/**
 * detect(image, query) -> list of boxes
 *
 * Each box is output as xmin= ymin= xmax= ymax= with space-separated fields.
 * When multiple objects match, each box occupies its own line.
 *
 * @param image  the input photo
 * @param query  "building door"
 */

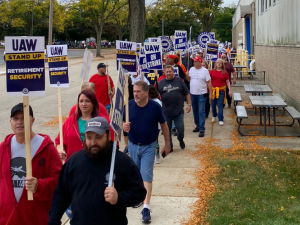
xmin=245 ymin=16 xmax=252 ymax=55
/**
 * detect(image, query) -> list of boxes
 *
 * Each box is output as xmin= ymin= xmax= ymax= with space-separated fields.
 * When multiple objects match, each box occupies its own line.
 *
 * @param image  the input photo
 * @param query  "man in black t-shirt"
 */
xmin=158 ymin=65 xmax=192 ymax=151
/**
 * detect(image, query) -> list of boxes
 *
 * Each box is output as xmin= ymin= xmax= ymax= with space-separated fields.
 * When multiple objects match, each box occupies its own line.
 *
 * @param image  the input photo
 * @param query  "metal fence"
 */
xmin=231 ymin=71 xmax=266 ymax=87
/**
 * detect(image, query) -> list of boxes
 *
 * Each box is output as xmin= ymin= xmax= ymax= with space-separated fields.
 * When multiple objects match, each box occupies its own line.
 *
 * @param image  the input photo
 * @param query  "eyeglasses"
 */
xmin=221 ymin=57 xmax=226 ymax=59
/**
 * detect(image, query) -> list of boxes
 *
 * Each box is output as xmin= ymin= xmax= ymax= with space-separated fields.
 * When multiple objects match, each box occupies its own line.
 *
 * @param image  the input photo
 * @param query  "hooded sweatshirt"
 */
xmin=0 ymin=134 xmax=62 ymax=225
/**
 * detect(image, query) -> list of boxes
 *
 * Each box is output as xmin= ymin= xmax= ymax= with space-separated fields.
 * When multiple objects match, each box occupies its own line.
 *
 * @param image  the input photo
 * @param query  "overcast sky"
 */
xmin=146 ymin=0 xmax=238 ymax=7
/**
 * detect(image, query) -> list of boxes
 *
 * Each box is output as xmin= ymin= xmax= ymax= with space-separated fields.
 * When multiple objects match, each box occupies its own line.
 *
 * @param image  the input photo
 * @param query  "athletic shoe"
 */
xmin=212 ymin=117 xmax=216 ymax=122
xmin=171 ymin=128 xmax=177 ymax=135
xmin=228 ymin=104 xmax=231 ymax=108
xmin=179 ymin=140 xmax=185 ymax=149
xmin=219 ymin=121 xmax=224 ymax=126
xmin=155 ymin=154 xmax=161 ymax=164
xmin=132 ymin=202 xmax=143 ymax=208
xmin=141 ymin=208 xmax=151 ymax=224
xmin=193 ymin=127 xmax=199 ymax=132
xmin=199 ymin=131 xmax=205 ymax=137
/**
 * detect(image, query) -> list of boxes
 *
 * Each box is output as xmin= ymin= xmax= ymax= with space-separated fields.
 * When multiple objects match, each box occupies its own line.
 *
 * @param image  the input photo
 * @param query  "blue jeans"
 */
xmin=166 ymin=113 xmax=184 ymax=148
xmin=211 ymin=91 xmax=225 ymax=121
xmin=104 ymin=104 xmax=111 ymax=115
xmin=128 ymin=141 xmax=156 ymax=182
xmin=191 ymin=94 xmax=207 ymax=132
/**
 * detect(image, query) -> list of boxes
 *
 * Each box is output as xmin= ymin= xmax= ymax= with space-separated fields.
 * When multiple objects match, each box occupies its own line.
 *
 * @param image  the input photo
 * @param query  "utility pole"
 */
xmin=48 ymin=0 xmax=53 ymax=45
xmin=31 ymin=0 xmax=34 ymax=36
xmin=162 ymin=18 xmax=164 ymax=36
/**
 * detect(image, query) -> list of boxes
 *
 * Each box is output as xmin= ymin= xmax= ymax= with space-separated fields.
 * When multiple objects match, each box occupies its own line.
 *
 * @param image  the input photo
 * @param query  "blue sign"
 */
xmin=5 ymin=36 xmax=45 ymax=96
xmin=197 ymin=32 xmax=215 ymax=49
xmin=174 ymin=30 xmax=187 ymax=50
xmin=144 ymin=43 xmax=163 ymax=70
xmin=110 ymin=63 xmax=125 ymax=141
xmin=116 ymin=41 xmax=137 ymax=75
xmin=47 ymin=45 xmax=69 ymax=88
xmin=161 ymin=36 xmax=173 ymax=53
xmin=206 ymin=39 xmax=220 ymax=62
xmin=139 ymin=47 xmax=149 ymax=73
xmin=173 ymin=66 xmax=179 ymax=77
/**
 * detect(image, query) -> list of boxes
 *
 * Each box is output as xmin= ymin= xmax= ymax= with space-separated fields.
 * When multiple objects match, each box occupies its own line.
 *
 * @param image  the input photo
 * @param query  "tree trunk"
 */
xmin=129 ymin=0 xmax=145 ymax=43
xmin=96 ymin=28 xmax=102 ymax=57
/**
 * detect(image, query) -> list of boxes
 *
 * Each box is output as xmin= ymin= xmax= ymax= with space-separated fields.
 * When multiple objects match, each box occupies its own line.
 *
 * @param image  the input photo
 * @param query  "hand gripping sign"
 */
xmin=47 ymin=45 xmax=69 ymax=88
xmin=144 ymin=42 xmax=163 ymax=70
xmin=116 ymin=40 xmax=137 ymax=75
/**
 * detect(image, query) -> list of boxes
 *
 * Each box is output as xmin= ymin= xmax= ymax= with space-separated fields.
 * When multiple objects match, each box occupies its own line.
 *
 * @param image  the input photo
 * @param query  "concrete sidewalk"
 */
xmin=0 ymin=56 xmax=298 ymax=225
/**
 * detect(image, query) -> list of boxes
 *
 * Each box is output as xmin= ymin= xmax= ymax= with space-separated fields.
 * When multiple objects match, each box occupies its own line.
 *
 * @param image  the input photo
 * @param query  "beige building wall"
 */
xmin=255 ymin=45 xmax=300 ymax=111
xmin=232 ymin=19 xmax=244 ymax=49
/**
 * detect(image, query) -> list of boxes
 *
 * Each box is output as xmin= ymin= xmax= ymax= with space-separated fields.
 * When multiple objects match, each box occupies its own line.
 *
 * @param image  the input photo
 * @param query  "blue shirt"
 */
xmin=125 ymin=99 xmax=166 ymax=145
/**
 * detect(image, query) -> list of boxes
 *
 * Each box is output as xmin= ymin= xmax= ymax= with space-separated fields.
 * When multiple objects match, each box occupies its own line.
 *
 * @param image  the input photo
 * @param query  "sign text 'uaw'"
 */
xmin=5 ymin=36 xmax=45 ymax=96
xmin=116 ymin=40 xmax=137 ymax=75
xmin=174 ymin=30 xmax=187 ymax=51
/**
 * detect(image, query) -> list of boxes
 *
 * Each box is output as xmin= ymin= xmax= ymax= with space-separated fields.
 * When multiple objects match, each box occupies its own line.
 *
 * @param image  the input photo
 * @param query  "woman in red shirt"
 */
xmin=209 ymin=59 xmax=232 ymax=125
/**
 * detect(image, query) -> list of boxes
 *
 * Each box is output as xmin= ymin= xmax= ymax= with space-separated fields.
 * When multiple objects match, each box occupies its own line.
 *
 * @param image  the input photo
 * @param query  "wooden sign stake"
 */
xmin=23 ymin=96 xmax=33 ymax=200
xmin=57 ymin=88 xmax=64 ymax=163
xmin=125 ymin=74 xmax=129 ymax=123
xmin=81 ymin=51 xmax=90 ymax=86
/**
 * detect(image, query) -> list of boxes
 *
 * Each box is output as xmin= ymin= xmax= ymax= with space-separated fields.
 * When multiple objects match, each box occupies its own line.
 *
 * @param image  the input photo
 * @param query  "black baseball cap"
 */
xmin=97 ymin=63 xmax=106 ymax=69
xmin=11 ymin=103 xmax=34 ymax=118
xmin=85 ymin=117 xmax=110 ymax=135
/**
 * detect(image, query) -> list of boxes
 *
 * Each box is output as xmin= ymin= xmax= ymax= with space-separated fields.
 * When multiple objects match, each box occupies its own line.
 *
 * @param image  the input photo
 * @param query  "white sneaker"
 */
xmin=219 ymin=121 xmax=224 ymax=126
xmin=212 ymin=117 xmax=216 ymax=122
xmin=155 ymin=154 xmax=161 ymax=164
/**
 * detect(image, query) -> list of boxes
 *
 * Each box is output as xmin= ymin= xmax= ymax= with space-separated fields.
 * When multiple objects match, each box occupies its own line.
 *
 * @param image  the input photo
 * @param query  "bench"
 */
xmin=286 ymin=106 xmax=300 ymax=127
xmin=233 ymin=93 xmax=242 ymax=113
xmin=236 ymin=105 xmax=248 ymax=136
xmin=247 ymin=70 xmax=256 ymax=79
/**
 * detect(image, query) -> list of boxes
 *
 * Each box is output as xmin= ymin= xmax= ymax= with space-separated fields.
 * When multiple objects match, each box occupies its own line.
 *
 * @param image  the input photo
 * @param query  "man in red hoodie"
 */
xmin=0 ymin=103 xmax=62 ymax=225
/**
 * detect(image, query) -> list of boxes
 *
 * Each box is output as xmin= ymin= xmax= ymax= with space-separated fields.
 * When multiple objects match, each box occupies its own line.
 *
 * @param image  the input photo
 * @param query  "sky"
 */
xmin=146 ymin=0 xmax=238 ymax=7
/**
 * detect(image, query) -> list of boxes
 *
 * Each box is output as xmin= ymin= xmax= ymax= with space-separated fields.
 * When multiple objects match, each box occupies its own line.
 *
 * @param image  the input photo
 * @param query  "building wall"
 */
xmin=251 ymin=2 xmax=256 ymax=54
xmin=255 ymin=0 xmax=300 ymax=110
xmin=232 ymin=19 xmax=244 ymax=49
xmin=255 ymin=45 xmax=300 ymax=111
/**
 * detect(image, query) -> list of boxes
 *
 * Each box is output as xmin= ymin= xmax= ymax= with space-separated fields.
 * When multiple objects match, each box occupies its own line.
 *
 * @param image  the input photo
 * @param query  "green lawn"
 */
xmin=206 ymin=149 xmax=300 ymax=225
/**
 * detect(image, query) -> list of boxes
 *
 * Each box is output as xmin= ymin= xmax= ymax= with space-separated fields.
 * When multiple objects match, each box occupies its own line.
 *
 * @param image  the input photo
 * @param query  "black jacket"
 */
xmin=48 ymin=142 xmax=146 ymax=225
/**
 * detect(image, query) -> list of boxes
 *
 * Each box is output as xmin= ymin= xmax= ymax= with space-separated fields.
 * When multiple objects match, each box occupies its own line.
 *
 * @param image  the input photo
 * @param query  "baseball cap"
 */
xmin=85 ymin=117 xmax=110 ymax=135
xmin=97 ymin=63 xmax=106 ymax=69
xmin=167 ymin=55 xmax=176 ymax=59
xmin=193 ymin=56 xmax=203 ymax=62
xmin=11 ymin=103 xmax=34 ymax=118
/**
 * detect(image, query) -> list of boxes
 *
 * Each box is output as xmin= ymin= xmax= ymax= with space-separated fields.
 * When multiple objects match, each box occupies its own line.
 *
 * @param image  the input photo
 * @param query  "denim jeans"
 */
xmin=205 ymin=96 xmax=210 ymax=118
xmin=191 ymin=94 xmax=207 ymax=132
xmin=104 ymin=104 xmax=111 ymax=115
xmin=166 ymin=113 xmax=184 ymax=148
xmin=211 ymin=91 xmax=225 ymax=121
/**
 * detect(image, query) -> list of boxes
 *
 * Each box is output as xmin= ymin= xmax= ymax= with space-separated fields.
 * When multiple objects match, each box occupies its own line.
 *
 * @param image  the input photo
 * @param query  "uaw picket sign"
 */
xmin=197 ymin=32 xmax=215 ymax=49
xmin=161 ymin=36 xmax=173 ymax=53
xmin=148 ymin=37 xmax=161 ymax=42
xmin=116 ymin=40 xmax=137 ymax=75
xmin=144 ymin=43 xmax=163 ymax=70
xmin=5 ymin=36 xmax=45 ymax=96
xmin=139 ymin=47 xmax=149 ymax=73
xmin=206 ymin=39 xmax=220 ymax=62
xmin=47 ymin=45 xmax=69 ymax=87
xmin=174 ymin=30 xmax=187 ymax=51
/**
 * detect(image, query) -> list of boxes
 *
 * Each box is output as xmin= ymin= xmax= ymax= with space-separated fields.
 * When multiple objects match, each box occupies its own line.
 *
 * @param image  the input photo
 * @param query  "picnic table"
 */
xmin=233 ymin=65 xmax=246 ymax=79
xmin=249 ymin=96 xmax=287 ymax=136
xmin=244 ymin=85 xmax=272 ymax=95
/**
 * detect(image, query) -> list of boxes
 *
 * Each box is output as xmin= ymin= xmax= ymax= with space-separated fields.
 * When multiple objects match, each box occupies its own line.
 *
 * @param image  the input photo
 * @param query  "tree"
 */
xmin=128 ymin=0 xmax=145 ymax=43
xmin=68 ymin=0 xmax=121 ymax=57
xmin=188 ymin=0 xmax=223 ymax=32
xmin=112 ymin=1 xmax=129 ymax=40
xmin=213 ymin=5 xmax=235 ymax=42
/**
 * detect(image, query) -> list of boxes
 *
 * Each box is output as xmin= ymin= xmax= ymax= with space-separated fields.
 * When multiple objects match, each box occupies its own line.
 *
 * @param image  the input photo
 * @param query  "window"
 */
xmin=261 ymin=0 xmax=264 ymax=14
xmin=273 ymin=0 xmax=276 ymax=5
xmin=265 ymin=0 xmax=268 ymax=10
xmin=269 ymin=0 xmax=272 ymax=7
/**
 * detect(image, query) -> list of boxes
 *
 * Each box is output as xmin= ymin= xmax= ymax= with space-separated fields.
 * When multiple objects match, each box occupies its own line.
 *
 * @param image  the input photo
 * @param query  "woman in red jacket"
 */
xmin=210 ymin=59 xmax=232 ymax=126
xmin=55 ymin=89 xmax=99 ymax=161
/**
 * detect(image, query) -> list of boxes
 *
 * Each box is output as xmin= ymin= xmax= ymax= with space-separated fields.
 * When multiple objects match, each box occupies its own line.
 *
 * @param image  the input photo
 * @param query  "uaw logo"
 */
xmin=22 ymin=88 xmax=29 ymax=94
xmin=105 ymin=172 xmax=116 ymax=185
xmin=161 ymin=36 xmax=173 ymax=53
xmin=197 ymin=32 xmax=215 ymax=49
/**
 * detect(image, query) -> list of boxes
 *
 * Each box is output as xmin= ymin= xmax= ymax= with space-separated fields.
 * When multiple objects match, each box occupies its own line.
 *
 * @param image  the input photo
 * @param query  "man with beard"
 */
xmin=48 ymin=117 xmax=146 ymax=225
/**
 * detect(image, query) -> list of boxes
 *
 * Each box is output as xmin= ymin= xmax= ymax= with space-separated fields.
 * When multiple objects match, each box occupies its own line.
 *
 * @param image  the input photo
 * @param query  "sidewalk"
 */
xmin=0 ymin=56 xmax=298 ymax=224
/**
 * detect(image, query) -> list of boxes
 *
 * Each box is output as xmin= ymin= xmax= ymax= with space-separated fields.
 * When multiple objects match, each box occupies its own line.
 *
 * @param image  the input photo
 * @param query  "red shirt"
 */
xmin=209 ymin=70 xmax=229 ymax=88
xmin=89 ymin=74 xmax=114 ymax=106
xmin=224 ymin=62 xmax=235 ymax=83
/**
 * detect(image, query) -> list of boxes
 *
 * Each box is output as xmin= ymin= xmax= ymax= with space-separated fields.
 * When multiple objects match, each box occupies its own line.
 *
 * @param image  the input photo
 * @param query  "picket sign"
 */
xmin=80 ymin=49 xmax=93 ymax=86
xmin=23 ymin=96 xmax=33 ymax=200
xmin=106 ymin=65 xmax=113 ymax=118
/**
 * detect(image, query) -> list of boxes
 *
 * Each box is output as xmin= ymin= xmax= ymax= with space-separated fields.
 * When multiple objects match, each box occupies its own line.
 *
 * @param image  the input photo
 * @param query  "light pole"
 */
xmin=162 ymin=18 xmax=164 ymax=36
xmin=48 ymin=0 xmax=53 ymax=45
